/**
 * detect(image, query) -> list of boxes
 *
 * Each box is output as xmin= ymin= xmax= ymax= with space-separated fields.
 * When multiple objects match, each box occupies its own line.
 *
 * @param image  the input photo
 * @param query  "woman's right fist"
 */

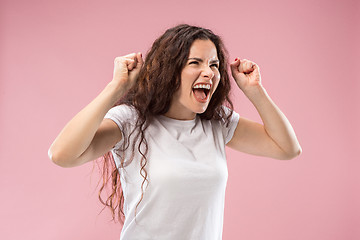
xmin=112 ymin=52 xmax=144 ymax=91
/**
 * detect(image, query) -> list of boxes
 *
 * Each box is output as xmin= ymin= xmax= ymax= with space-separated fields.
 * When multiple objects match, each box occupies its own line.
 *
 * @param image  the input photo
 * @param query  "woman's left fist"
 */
xmin=230 ymin=58 xmax=262 ymax=94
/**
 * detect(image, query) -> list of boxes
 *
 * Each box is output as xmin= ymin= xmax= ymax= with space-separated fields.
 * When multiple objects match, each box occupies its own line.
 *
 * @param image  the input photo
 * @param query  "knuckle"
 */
xmin=114 ymin=57 xmax=122 ymax=62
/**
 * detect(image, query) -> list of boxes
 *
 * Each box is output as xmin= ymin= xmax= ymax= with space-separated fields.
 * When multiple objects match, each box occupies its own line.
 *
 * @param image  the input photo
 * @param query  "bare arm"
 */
xmin=48 ymin=83 xmax=123 ymax=167
xmin=227 ymin=89 xmax=302 ymax=160
xmin=227 ymin=58 xmax=302 ymax=160
xmin=48 ymin=52 xmax=144 ymax=167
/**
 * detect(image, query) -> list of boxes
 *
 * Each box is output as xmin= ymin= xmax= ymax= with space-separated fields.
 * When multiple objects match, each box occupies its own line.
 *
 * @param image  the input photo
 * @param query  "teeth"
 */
xmin=193 ymin=84 xmax=211 ymax=90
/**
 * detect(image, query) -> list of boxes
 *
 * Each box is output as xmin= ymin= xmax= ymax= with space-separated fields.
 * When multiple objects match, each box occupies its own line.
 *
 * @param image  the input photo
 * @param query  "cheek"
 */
xmin=213 ymin=74 xmax=221 ymax=91
xmin=181 ymin=73 xmax=197 ymax=92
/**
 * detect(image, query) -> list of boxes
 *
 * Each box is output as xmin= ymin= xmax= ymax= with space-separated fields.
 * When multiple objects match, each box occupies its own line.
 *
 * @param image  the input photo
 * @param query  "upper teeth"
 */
xmin=193 ymin=84 xmax=211 ymax=90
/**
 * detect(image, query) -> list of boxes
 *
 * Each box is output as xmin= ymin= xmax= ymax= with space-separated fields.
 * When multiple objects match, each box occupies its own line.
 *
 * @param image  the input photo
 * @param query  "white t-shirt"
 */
xmin=104 ymin=104 xmax=240 ymax=240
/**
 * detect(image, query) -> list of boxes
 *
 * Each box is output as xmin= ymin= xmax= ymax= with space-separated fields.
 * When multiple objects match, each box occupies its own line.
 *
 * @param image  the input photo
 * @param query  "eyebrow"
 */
xmin=188 ymin=57 xmax=219 ymax=63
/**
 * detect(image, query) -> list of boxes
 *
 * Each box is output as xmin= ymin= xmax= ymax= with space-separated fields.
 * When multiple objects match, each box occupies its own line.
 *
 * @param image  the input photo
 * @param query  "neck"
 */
xmin=164 ymin=108 xmax=196 ymax=120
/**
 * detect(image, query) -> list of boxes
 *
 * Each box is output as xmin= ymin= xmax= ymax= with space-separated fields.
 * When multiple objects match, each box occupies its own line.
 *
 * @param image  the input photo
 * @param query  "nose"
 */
xmin=201 ymin=65 xmax=215 ymax=79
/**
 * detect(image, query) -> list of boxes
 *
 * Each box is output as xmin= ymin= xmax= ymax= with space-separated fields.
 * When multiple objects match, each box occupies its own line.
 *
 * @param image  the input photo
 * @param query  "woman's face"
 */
xmin=165 ymin=39 xmax=221 ymax=120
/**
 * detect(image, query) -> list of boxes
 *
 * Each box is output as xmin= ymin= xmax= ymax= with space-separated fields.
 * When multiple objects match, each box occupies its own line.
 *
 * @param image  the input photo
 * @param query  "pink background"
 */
xmin=1 ymin=0 xmax=359 ymax=239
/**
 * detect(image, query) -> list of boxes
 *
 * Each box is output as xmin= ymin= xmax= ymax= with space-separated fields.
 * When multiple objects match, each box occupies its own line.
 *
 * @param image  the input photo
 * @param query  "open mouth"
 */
xmin=192 ymin=83 xmax=211 ymax=103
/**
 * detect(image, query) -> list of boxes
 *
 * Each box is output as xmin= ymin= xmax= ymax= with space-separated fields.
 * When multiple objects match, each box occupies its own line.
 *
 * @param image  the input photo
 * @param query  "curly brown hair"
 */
xmin=95 ymin=24 xmax=234 ymax=224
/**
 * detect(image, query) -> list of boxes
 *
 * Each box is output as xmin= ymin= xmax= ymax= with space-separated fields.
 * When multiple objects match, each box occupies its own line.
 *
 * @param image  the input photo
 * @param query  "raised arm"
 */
xmin=48 ymin=52 xmax=143 ymax=167
xmin=227 ymin=58 xmax=302 ymax=160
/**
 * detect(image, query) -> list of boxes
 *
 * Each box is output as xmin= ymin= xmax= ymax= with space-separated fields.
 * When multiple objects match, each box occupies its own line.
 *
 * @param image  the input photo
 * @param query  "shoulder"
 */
xmin=105 ymin=104 xmax=138 ymax=122
xmin=209 ymin=106 xmax=240 ymax=126
xmin=206 ymin=106 xmax=240 ymax=144
xmin=108 ymin=104 xmax=136 ymax=114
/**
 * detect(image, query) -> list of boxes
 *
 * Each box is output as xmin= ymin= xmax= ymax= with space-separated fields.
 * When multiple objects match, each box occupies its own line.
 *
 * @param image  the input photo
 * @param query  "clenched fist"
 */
xmin=112 ymin=52 xmax=144 ymax=92
xmin=230 ymin=58 xmax=262 ymax=96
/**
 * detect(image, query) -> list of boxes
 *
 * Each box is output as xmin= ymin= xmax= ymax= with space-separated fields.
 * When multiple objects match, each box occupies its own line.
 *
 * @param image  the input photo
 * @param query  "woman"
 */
xmin=48 ymin=24 xmax=302 ymax=240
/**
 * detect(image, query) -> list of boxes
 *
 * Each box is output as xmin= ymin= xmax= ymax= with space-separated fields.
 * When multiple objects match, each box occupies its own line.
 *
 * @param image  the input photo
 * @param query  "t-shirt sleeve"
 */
xmin=104 ymin=104 xmax=137 ymax=150
xmin=222 ymin=107 xmax=240 ymax=144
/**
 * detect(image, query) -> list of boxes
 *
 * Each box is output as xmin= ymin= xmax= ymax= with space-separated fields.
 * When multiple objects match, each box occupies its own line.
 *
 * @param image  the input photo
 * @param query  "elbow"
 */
xmin=48 ymin=146 xmax=76 ymax=168
xmin=282 ymin=146 xmax=302 ymax=160
xmin=48 ymin=147 xmax=65 ymax=167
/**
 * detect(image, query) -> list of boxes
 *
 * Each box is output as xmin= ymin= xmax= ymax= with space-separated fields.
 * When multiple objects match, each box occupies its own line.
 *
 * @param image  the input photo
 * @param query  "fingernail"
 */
xmin=235 ymin=58 xmax=238 ymax=61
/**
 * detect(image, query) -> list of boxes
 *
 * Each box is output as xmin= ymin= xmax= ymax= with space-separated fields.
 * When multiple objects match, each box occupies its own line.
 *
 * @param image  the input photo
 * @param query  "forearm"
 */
xmin=48 ymin=82 xmax=125 ymax=164
xmin=245 ymin=85 xmax=302 ymax=158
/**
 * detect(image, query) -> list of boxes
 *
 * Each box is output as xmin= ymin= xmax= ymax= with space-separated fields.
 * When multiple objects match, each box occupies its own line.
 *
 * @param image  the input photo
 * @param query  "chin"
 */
xmin=193 ymin=105 xmax=209 ymax=114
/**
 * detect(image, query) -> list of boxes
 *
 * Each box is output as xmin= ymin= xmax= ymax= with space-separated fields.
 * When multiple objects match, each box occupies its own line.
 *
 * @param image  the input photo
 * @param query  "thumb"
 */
xmin=133 ymin=52 xmax=144 ymax=70
xmin=125 ymin=58 xmax=136 ymax=71
xmin=136 ymin=52 xmax=144 ymax=66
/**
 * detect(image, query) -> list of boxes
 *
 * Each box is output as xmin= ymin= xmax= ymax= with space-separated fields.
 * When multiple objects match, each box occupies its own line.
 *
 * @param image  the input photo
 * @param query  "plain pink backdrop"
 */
xmin=1 ymin=0 xmax=359 ymax=239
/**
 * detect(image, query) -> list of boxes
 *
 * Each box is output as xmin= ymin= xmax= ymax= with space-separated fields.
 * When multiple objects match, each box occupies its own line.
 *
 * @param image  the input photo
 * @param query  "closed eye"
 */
xmin=189 ymin=61 xmax=218 ymax=68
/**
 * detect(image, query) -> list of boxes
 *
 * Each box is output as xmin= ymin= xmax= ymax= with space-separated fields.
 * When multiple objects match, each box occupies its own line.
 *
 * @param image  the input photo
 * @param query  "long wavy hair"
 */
xmin=95 ymin=24 xmax=234 ymax=224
